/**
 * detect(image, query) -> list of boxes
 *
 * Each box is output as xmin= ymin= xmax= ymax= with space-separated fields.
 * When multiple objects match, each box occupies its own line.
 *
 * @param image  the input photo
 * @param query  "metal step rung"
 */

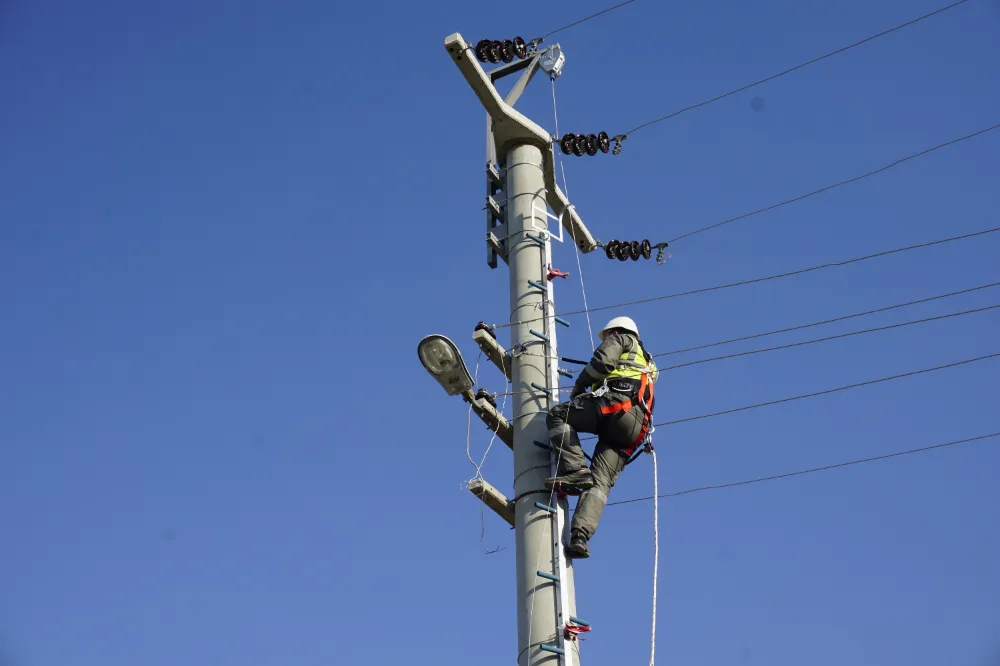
xmin=530 ymin=382 xmax=551 ymax=394
xmin=536 ymin=571 xmax=560 ymax=582
xmin=534 ymin=501 xmax=556 ymax=513
xmin=527 ymin=280 xmax=547 ymax=291
xmin=486 ymin=196 xmax=503 ymax=221
xmin=555 ymin=316 xmax=570 ymax=327
xmin=539 ymin=644 xmax=565 ymax=656
xmin=533 ymin=440 xmax=552 ymax=451
xmin=525 ymin=233 xmax=546 ymax=245
xmin=529 ymin=329 xmax=549 ymax=343
xmin=569 ymin=616 xmax=590 ymax=627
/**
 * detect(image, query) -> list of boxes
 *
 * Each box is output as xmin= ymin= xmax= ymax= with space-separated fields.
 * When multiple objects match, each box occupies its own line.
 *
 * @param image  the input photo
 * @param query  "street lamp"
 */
xmin=417 ymin=334 xmax=475 ymax=397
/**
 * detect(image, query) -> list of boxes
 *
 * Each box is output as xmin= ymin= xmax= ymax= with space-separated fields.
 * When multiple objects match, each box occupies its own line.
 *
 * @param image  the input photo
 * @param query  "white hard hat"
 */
xmin=599 ymin=316 xmax=639 ymax=340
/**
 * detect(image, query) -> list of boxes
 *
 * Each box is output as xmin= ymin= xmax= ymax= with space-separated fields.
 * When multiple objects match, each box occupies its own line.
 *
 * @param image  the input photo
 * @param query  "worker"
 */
xmin=544 ymin=316 xmax=658 ymax=559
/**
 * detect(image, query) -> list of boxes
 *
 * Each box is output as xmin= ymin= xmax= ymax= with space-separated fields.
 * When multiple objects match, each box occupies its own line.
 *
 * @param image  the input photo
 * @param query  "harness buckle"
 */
xmin=589 ymin=384 xmax=609 ymax=399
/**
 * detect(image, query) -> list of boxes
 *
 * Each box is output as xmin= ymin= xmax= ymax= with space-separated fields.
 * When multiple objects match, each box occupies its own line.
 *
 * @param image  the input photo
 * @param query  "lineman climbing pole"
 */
xmin=444 ymin=34 xmax=599 ymax=666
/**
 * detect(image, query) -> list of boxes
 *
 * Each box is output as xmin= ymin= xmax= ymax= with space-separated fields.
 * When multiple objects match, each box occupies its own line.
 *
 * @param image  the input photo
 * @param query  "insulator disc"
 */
xmin=560 ymin=134 xmax=576 ymax=155
xmin=641 ymin=239 xmax=652 ymax=260
xmin=616 ymin=243 xmax=630 ymax=261
xmin=488 ymin=40 xmax=502 ymax=63
xmin=513 ymin=36 xmax=528 ymax=59
xmin=597 ymin=131 xmax=610 ymax=154
xmin=585 ymin=134 xmax=599 ymax=156
xmin=605 ymin=240 xmax=620 ymax=259
xmin=500 ymin=39 xmax=515 ymax=63
xmin=475 ymin=40 xmax=491 ymax=62
xmin=573 ymin=134 xmax=587 ymax=156
xmin=629 ymin=241 xmax=641 ymax=261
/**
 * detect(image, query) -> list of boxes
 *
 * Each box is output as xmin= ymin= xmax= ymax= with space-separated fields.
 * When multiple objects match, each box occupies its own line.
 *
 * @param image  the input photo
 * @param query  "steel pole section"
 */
xmin=507 ymin=143 xmax=577 ymax=666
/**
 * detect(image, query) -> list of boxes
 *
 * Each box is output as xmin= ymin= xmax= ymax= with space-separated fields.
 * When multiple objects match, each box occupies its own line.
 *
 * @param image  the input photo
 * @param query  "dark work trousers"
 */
xmin=547 ymin=394 xmax=646 ymax=541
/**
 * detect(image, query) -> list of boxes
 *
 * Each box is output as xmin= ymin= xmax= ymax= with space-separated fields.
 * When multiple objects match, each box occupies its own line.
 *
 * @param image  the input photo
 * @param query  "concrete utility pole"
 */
xmin=443 ymin=34 xmax=598 ymax=666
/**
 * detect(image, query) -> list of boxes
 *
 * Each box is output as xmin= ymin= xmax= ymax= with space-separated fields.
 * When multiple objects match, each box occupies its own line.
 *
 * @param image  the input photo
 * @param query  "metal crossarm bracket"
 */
xmin=473 ymin=328 xmax=512 ymax=380
xmin=462 ymin=389 xmax=513 ymax=449
xmin=468 ymin=478 xmax=515 ymax=527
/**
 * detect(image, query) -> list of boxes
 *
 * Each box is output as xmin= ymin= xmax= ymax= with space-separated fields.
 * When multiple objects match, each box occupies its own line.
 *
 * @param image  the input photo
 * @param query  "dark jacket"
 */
xmin=571 ymin=331 xmax=642 ymax=400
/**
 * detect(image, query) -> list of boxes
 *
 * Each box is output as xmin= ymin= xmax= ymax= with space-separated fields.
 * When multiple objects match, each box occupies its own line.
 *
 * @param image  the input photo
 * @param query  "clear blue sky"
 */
xmin=2 ymin=1 xmax=998 ymax=664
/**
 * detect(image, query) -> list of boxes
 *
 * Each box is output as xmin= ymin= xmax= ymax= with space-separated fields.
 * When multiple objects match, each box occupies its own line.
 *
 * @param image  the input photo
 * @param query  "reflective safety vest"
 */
xmin=593 ymin=336 xmax=658 ymax=454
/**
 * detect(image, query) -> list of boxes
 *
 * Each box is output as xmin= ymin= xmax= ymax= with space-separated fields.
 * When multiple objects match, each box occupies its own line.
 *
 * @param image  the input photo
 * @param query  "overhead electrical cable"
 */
xmin=659 ymin=304 xmax=1000 ymax=371
xmin=606 ymin=431 xmax=1000 ymax=506
xmin=498 ymin=227 xmax=1000 ymax=329
xmin=667 ymin=122 xmax=1000 ymax=244
xmin=495 ymin=302 xmax=999 ymax=398
xmin=654 ymin=352 xmax=999 ymax=428
xmin=657 ymin=281 xmax=1000 ymax=357
xmin=624 ymin=0 xmax=972 ymax=136
xmin=542 ymin=0 xmax=638 ymax=38
xmin=575 ymin=353 xmax=998 ymax=444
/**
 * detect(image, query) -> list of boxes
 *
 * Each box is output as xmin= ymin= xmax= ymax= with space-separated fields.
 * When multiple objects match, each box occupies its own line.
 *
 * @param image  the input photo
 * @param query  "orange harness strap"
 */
xmin=599 ymin=373 xmax=655 ymax=456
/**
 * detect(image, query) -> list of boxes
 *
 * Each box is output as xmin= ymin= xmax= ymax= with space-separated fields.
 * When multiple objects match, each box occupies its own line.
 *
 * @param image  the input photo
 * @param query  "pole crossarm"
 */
xmin=473 ymin=328 xmax=513 ymax=380
xmin=463 ymin=389 xmax=513 ymax=449
xmin=468 ymin=478 xmax=516 ymax=527
xmin=444 ymin=32 xmax=598 ymax=254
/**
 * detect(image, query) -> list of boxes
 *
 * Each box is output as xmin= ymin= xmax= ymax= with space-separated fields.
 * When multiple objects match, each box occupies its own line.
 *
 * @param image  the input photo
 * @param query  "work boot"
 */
xmin=544 ymin=469 xmax=594 ymax=494
xmin=567 ymin=533 xmax=590 ymax=559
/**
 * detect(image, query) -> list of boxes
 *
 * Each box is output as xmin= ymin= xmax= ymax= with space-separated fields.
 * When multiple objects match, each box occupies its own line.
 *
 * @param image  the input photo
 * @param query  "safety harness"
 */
xmin=592 ymin=335 xmax=658 ymax=458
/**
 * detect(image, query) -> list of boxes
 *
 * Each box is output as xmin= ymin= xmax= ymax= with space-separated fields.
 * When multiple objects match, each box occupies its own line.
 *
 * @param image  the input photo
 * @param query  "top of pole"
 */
xmin=444 ymin=32 xmax=598 ymax=254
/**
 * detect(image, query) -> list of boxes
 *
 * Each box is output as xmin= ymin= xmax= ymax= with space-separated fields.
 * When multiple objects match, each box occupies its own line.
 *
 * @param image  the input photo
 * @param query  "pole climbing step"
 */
xmin=529 ymin=329 xmax=549 ymax=343
xmin=540 ymin=644 xmax=565 ymax=656
xmin=536 ymin=571 xmax=560 ymax=582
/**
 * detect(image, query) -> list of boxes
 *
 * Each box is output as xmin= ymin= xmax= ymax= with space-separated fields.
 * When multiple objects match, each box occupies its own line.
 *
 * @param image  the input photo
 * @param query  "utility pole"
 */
xmin=442 ymin=34 xmax=598 ymax=666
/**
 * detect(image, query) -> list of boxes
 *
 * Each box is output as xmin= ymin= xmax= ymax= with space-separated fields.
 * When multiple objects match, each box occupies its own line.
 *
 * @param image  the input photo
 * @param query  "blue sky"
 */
xmin=1 ymin=1 xmax=998 ymax=665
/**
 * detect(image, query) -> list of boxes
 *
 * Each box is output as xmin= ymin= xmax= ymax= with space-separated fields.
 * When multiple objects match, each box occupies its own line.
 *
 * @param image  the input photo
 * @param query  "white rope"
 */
xmin=465 ymin=352 xmax=511 ymax=553
xmin=648 ymin=445 xmax=659 ymax=666
xmin=550 ymin=77 xmax=596 ymax=352
xmin=465 ymin=353 xmax=484 ymax=479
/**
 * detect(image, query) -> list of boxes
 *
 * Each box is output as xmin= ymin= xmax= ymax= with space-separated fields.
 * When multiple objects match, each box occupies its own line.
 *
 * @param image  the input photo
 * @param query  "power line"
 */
xmin=606 ymin=431 xmax=1000 ymax=506
xmin=563 ymin=228 xmax=1000 ymax=319
xmin=542 ymin=0 xmax=638 ymax=39
xmin=625 ymin=0 xmax=972 ymax=135
xmin=490 ymin=302 xmax=997 ymax=397
xmin=657 ymin=281 xmax=1000 ymax=358
xmin=655 ymin=352 xmax=998 ymax=427
xmin=660 ymin=303 xmax=1000 ymax=371
xmin=668 ymin=122 xmax=1000 ymax=244
xmin=577 ymin=352 xmax=997 ymax=443
xmin=500 ymin=226 xmax=1000 ymax=328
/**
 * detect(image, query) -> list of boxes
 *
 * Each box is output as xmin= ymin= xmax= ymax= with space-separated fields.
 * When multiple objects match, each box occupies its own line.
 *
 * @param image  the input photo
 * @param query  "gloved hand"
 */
xmin=570 ymin=367 xmax=597 ymax=401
